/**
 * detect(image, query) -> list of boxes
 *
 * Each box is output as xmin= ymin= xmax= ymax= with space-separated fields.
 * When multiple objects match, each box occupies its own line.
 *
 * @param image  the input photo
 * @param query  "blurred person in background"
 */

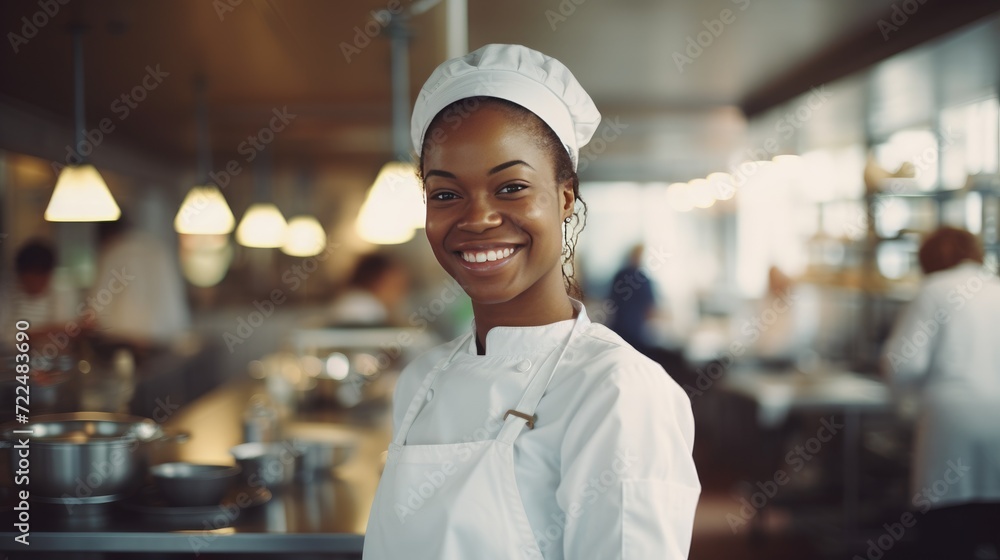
xmin=1 ymin=239 xmax=77 ymax=341
xmin=742 ymin=266 xmax=820 ymax=369
xmin=605 ymin=244 xmax=657 ymax=350
xmin=881 ymin=226 xmax=1000 ymax=560
xmin=328 ymin=252 xmax=411 ymax=326
xmin=90 ymin=216 xmax=190 ymax=353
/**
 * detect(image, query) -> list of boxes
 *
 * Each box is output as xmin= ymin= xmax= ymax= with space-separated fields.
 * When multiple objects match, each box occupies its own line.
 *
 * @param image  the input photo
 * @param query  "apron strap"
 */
xmin=497 ymin=304 xmax=588 ymax=445
xmin=391 ymin=331 xmax=473 ymax=447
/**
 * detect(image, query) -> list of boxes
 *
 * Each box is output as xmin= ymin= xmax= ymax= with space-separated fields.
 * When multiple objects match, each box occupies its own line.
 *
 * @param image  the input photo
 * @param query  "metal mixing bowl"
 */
xmin=150 ymin=462 xmax=241 ymax=507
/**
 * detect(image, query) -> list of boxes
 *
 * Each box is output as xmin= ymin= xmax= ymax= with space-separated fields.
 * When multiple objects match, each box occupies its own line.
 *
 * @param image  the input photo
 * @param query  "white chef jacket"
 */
xmin=882 ymin=262 xmax=1000 ymax=507
xmin=392 ymin=303 xmax=701 ymax=558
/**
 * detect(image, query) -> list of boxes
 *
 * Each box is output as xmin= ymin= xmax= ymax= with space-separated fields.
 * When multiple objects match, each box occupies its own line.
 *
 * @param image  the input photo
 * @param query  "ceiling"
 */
xmin=1 ymin=0 xmax=997 ymax=182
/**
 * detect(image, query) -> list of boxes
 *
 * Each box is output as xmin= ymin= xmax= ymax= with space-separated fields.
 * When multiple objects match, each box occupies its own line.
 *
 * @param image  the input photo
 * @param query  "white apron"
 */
xmin=363 ymin=312 xmax=586 ymax=560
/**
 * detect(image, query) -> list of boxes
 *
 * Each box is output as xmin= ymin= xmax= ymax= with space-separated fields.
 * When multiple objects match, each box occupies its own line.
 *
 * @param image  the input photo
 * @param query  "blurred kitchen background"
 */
xmin=0 ymin=0 xmax=998 ymax=559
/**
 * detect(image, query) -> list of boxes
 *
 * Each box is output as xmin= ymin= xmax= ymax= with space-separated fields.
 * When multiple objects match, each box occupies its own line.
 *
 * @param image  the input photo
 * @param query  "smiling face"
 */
xmin=421 ymin=102 xmax=575 ymax=308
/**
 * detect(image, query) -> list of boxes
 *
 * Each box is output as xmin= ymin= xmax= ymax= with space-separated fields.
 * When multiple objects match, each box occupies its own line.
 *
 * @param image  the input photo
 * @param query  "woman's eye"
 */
xmin=498 ymin=184 xmax=528 ymax=194
xmin=429 ymin=191 xmax=458 ymax=201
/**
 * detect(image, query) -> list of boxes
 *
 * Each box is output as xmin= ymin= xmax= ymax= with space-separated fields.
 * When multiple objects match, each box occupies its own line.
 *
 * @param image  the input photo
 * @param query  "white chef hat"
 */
xmin=411 ymin=44 xmax=601 ymax=171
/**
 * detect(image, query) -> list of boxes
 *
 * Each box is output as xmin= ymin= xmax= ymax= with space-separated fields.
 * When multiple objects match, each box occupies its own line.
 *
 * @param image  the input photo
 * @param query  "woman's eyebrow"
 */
xmin=425 ymin=160 xmax=534 ymax=180
xmin=488 ymin=160 xmax=533 ymax=175
xmin=424 ymin=169 xmax=457 ymax=180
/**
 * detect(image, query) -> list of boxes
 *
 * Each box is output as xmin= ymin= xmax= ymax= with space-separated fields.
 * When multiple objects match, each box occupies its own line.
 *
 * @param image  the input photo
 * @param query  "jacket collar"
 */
xmin=465 ymin=299 xmax=589 ymax=357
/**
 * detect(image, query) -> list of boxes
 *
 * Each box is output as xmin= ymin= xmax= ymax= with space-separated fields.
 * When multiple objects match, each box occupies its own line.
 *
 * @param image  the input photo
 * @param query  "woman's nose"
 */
xmin=457 ymin=197 xmax=502 ymax=233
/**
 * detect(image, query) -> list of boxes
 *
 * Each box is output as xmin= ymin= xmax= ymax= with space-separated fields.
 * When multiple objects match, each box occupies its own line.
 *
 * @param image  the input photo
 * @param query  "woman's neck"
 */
xmin=472 ymin=288 xmax=575 ymax=355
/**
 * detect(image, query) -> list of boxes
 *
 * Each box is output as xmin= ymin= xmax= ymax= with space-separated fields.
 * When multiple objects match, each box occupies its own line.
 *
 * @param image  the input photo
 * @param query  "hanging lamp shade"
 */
xmin=356 ymin=14 xmax=426 ymax=245
xmin=174 ymin=185 xmax=235 ymax=234
xmin=282 ymin=215 xmax=327 ymax=257
xmin=175 ymin=78 xmax=235 ymax=235
xmin=45 ymin=28 xmax=120 ymax=222
xmin=356 ymin=161 xmax=424 ymax=245
xmin=236 ymin=202 xmax=287 ymax=248
xmin=45 ymin=164 xmax=121 ymax=222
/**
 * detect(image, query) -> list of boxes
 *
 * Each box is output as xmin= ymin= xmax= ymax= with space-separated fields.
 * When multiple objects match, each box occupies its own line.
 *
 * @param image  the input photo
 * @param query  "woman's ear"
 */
xmin=560 ymin=181 xmax=575 ymax=221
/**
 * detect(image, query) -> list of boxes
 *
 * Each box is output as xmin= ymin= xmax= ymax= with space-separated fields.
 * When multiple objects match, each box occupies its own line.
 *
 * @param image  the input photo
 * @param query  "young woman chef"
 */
xmin=363 ymin=44 xmax=701 ymax=560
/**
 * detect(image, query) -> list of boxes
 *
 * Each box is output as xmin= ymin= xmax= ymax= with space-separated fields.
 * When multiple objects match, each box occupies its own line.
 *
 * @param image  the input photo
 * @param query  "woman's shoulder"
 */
xmin=555 ymin=322 xmax=697 ymax=455
xmin=560 ymin=321 xmax=690 ymax=405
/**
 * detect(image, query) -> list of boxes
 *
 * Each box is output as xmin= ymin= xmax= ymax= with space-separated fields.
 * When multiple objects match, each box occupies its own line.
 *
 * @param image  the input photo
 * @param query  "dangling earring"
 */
xmin=562 ymin=216 xmax=571 ymax=260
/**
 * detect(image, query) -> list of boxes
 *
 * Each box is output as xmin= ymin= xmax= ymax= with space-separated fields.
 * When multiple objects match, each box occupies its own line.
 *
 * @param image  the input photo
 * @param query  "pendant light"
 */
xmin=45 ymin=26 xmax=121 ymax=222
xmin=282 ymin=170 xmax=327 ymax=257
xmin=174 ymin=79 xmax=235 ymax=235
xmin=236 ymin=151 xmax=287 ymax=248
xmin=355 ymin=12 xmax=426 ymax=245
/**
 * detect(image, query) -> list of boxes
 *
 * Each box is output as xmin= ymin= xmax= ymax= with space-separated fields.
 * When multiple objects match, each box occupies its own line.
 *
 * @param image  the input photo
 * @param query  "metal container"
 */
xmin=230 ymin=441 xmax=299 ymax=491
xmin=0 ymin=412 xmax=188 ymax=504
xmin=150 ymin=462 xmax=241 ymax=507
xmin=284 ymin=422 xmax=359 ymax=482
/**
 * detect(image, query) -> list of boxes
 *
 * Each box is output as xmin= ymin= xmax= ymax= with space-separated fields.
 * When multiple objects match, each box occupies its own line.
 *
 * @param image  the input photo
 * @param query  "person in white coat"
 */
xmin=362 ymin=44 xmax=701 ymax=560
xmin=881 ymin=226 xmax=1000 ymax=559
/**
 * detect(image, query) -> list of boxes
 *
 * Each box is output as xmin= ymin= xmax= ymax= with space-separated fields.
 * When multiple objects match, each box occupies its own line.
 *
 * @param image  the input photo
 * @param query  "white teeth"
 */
xmin=460 ymin=247 xmax=516 ymax=263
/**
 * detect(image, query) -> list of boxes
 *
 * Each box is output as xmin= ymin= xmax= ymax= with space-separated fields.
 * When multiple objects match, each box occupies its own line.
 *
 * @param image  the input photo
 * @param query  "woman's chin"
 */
xmin=466 ymin=289 xmax=517 ymax=305
xmin=458 ymin=282 xmax=520 ymax=307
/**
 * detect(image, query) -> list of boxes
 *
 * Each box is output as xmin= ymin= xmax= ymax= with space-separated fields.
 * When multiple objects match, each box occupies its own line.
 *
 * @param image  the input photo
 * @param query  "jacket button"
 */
xmin=426 ymin=389 xmax=435 ymax=402
xmin=517 ymin=359 xmax=532 ymax=372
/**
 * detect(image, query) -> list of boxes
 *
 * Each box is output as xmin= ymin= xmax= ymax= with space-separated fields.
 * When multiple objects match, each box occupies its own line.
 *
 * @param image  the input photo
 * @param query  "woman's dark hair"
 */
xmin=918 ymin=226 xmax=984 ymax=274
xmin=416 ymin=96 xmax=587 ymax=298
xmin=15 ymin=239 xmax=56 ymax=275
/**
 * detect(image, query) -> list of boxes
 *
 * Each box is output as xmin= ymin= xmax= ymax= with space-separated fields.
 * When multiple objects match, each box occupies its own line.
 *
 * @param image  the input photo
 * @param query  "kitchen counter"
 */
xmin=0 ymin=377 xmax=393 ymax=557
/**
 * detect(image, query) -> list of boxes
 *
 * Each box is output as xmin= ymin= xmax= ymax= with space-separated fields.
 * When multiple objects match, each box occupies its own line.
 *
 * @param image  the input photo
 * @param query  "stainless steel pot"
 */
xmin=0 ymin=412 xmax=189 ymax=504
